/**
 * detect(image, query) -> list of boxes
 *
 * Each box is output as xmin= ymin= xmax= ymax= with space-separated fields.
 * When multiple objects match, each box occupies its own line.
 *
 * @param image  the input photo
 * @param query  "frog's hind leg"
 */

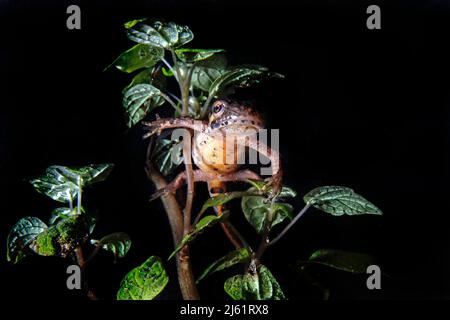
xmin=149 ymin=169 xmax=261 ymax=202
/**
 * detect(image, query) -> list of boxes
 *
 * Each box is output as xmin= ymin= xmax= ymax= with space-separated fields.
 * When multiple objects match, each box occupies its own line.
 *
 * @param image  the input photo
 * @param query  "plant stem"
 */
xmin=268 ymin=203 xmax=311 ymax=247
xmin=74 ymin=246 xmax=97 ymax=300
xmin=255 ymin=206 xmax=275 ymax=260
xmin=145 ymin=145 xmax=199 ymax=300
xmin=175 ymin=50 xmax=196 ymax=241
xmin=160 ymin=92 xmax=182 ymax=114
xmin=201 ymin=94 xmax=214 ymax=118
xmin=77 ymin=176 xmax=82 ymax=215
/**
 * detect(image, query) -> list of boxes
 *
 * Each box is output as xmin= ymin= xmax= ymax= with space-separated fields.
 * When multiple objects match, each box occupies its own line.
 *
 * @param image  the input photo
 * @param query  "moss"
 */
xmin=34 ymin=228 xmax=59 ymax=256
xmin=32 ymin=215 xmax=89 ymax=257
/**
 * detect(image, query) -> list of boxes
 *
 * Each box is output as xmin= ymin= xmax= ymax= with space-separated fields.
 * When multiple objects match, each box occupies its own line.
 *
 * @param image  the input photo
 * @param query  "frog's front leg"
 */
xmin=149 ymin=169 xmax=261 ymax=201
xmin=142 ymin=117 xmax=207 ymax=138
xmin=245 ymin=137 xmax=283 ymax=200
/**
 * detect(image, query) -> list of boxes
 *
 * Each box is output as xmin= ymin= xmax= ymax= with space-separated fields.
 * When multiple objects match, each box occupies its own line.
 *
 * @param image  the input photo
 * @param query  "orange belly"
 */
xmin=192 ymin=132 xmax=245 ymax=174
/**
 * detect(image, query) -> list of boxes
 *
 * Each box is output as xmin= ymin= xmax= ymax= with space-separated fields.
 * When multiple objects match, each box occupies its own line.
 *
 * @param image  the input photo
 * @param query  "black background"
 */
xmin=0 ymin=0 xmax=449 ymax=301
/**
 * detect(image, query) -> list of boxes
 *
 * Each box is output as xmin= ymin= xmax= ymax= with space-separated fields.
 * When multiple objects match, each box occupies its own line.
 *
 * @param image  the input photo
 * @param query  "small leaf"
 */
xmin=122 ymin=84 xmax=165 ymax=127
xmin=91 ymin=232 xmax=132 ymax=261
xmin=124 ymin=18 xmax=147 ymax=29
xmin=161 ymin=67 xmax=174 ymax=77
xmin=241 ymin=196 xmax=293 ymax=234
xmin=224 ymin=265 xmax=286 ymax=300
xmin=258 ymin=265 xmax=286 ymax=300
xmin=304 ymin=186 xmax=382 ymax=216
xmin=152 ymin=138 xmax=183 ymax=176
xmin=304 ymin=249 xmax=376 ymax=274
xmin=168 ymin=214 xmax=228 ymax=260
xmin=31 ymin=215 xmax=90 ymax=257
xmin=199 ymin=191 xmax=254 ymax=216
xmin=117 ymin=256 xmax=169 ymax=300
xmin=29 ymin=164 xmax=114 ymax=203
xmin=124 ymin=67 xmax=167 ymax=96
xmin=246 ymin=180 xmax=297 ymax=198
xmin=7 ymin=217 xmax=48 ymax=264
xmin=127 ymin=21 xmax=193 ymax=49
xmin=197 ymin=248 xmax=251 ymax=283
xmin=208 ymin=65 xmax=284 ymax=98
xmin=68 ymin=164 xmax=114 ymax=187
xmin=175 ymin=48 xmax=225 ymax=63
xmin=224 ymin=273 xmax=260 ymax=300
xmin=190 ymin=54 xmax=227 ymax=92
xmin=49 ymin=207 xmax=77 ymax=225
xmin=108 ymin=44 xmax=164 ymax=73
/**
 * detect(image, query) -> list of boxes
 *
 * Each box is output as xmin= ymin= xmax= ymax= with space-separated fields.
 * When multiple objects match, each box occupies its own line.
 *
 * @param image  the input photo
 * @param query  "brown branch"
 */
xmin=74 ymin=246 xmax=98 ymax=300
xmin=145 ymin=153 xmax=199 ymax=300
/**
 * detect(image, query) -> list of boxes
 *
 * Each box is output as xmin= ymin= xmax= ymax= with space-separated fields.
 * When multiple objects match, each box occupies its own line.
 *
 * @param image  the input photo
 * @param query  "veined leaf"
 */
xmin=197 ymin=248 xmax=251 ymax=283
xmin=117 ymin=256 xmax=169 ymax=300
xmin=90 ymin=232 xmax=131 ymax=261
xmin=304 ymin=249 xmax=376 ymax=273
xmin=126 ymin=21 xmax=193 ymax=49
xmin=122 ymin=84 xmax=165 ymax=127
xmin=107 ymin=44 xmax=164 ymax=73
xmin=224 ymin=265 xmax=286 ymax=300
xmin=241 ymin=196 xmax=293 ymax=234
xmin=175 ymin=48 xmax=225 ymax=63
xmin=49 ymin=207 xmax=77 ymax=225
xmin=7 ymin=217 xmax=48 ymax=264
xmin=303 ymin=186 xmax=382 ymax=216
xmin=224 ymin=272 xmax=259 ymax=300
xmin=208 ymin=65 xmax=284 ymax=98
xmin=123 ymin=67 xmax=166 ymax=93
xmin=199 ymin=191 xmax=255 ymax=216
xmin=168 ymin=213 xmax=228 ymax=260
xmin=246 ymin=180 xmax=297 ymax=198
xmin=152 ymin=138 xmax=183 ymax=176
xmin=29 ymin=164 xmax=114 ymax=203
xmin=190 ymin=54 xmax=227 ymax=92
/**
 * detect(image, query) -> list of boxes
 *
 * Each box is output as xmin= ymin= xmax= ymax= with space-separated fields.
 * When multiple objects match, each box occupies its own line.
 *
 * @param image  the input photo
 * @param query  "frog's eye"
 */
xmin=212 ymin=103 xmax=224 ymax=114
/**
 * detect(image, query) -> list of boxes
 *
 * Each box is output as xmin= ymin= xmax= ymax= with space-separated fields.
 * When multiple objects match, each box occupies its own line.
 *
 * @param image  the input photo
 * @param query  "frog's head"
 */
xmin=208 ymin=99 xmax=264 ymax=133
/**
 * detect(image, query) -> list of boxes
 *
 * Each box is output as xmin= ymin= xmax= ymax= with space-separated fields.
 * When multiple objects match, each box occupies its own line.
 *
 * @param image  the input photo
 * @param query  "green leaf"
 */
xmin=197 ymin=248 xmax=251 ymax=283
xmin=161 ymin=66 xmax=174 ymax=77
xmin=117 ymin=256 xmax=169 ymax=300
xmin=208 ymin=65 xmax=284 ymax=98
xmin=152 ymin=138 xmax=183 ymax=176
xmin=127 ymin=21 xmax=193 ymax=49
xmin=122 ymin=84 xmax=165 ymax=127
xmin=224 ymin=273 xmax=260 ymax=300
xmin=30 ymin=215 xmax=90 ymax=257
xmin=7 ymin=217 xmax=48 ymax=264
xmin=90 ymin=232 xmax=132 ymax=261
xmin=303 ymin=186 xmax=382 ymax=216
xmin=124 ymin=67 xmax=167 ymax=96
xmin=124 ymin=18 xmax=147 ymax=29
xmin=49 ymin=207 xmax=77 ymax=225
xmin=241 ymin=196 xmax=293 ymax=234
xmin=175 ymin=48 xmax=225 ymax=63
xmin=258 ymin=265 xmax=286 ymax=300
xmin=246 ymin=180 xmax=297 ymax=198
xmin=304 ymin=249 xmax=376 ymax=273
xmin=190 ymin=54 xmax=227 ymax=92
xmin=168 ymin=214 xmax=228 ymax=260
xmin=199 ymin=191 xmax=254 ymax=216
xmin=224 ymin=265 xmax=286 ymax=300
xmin=108 ymin=44 xmax=164 ymax=73
xmin=29 ymin=164 xmax=114 ymax=203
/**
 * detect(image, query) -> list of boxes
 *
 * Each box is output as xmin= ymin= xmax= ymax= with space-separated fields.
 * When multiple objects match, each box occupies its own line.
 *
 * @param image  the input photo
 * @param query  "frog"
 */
xmin=143 ymin=99 xmax=283 ymax=248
